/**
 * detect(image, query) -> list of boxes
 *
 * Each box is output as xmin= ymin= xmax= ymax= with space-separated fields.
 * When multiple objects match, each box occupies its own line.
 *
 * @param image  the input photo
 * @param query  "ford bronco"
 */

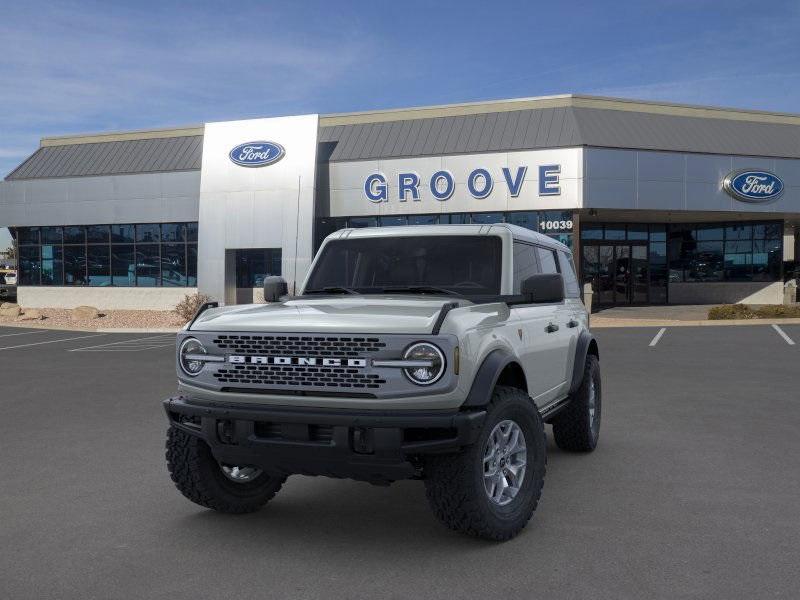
xmin=164 ymin=224 xmax=600 ymax=540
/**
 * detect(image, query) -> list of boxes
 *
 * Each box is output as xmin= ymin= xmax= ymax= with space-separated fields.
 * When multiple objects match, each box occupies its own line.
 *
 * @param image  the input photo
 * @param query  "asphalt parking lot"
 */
xmin=1 ymin=324 xmax=799 ymax=599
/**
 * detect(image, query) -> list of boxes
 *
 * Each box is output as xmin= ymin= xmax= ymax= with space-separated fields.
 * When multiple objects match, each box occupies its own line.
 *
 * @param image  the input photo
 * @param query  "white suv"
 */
xmin=164 ymin=224 xmax=600 ymax=541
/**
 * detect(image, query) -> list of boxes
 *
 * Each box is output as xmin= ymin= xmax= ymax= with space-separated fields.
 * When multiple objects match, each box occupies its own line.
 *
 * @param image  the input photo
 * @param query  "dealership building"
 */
xmin=0 ymin=94 xmax=798 ymax=310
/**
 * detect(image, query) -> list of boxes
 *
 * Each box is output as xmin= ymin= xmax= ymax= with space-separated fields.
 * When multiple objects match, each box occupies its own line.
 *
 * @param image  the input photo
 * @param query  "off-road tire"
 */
xmin=166 ymin=426 xmax=286 ymax=513
xmin=552 ymin=354 xmax=601 ymax=452
xmin=423 ymin=386 xmax=546 ymax=541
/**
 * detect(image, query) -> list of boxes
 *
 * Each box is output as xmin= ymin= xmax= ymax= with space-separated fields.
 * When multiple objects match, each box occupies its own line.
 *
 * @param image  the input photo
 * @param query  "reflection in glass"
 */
xmin=136 ymin=245 xmax=160 ymax=286
xmin=64 ymin=246 xmax=87 ymax=285
xmin=162 ymin=244 xmax=187 ymax=286
xmin=111 ymin=245 xmax=135 ymax=287
xmin=87 ymin=245 xmax=111 ymax=286
xmin=41 ymin=245 xmax=63 ymax=285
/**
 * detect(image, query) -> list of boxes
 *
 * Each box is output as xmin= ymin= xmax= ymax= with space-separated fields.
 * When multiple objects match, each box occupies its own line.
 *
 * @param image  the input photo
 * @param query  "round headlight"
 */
xmin=403 ymin=342 xmax=446 ymax=385
xmin=179 ymin=337 xmax=207 ymax=376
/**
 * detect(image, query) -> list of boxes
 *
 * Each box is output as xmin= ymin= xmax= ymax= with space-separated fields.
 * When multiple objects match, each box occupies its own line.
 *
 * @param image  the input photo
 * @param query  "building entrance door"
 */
xmin=583 ymin=242 xmax=649 ymax=305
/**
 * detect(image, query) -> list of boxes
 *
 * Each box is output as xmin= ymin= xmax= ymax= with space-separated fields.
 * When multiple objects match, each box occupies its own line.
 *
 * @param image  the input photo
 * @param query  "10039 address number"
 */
xmin=540 ymin=219 xmax=573 ymax=232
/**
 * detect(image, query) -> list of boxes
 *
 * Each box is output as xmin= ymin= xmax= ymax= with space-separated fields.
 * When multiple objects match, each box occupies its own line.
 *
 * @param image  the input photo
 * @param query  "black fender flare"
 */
xmin=462 ymin=349 xmax=522 ymax=408
xmin=568 ymin=330 xmax=599 ymax=395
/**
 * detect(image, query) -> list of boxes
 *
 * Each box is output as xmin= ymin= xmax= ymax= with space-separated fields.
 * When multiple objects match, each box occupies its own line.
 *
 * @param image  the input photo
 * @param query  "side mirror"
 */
xmin=521 ymin=273 xmax=565 ymax=304
xmin=263 ymin=276 xmax=288 ymax=303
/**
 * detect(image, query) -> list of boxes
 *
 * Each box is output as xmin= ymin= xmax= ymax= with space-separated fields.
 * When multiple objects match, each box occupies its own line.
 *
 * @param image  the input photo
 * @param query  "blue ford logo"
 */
xmin=229 ymin=141 xmax=285 ymax=167
xmin=723 ymin=169 xmax=784 ymax=203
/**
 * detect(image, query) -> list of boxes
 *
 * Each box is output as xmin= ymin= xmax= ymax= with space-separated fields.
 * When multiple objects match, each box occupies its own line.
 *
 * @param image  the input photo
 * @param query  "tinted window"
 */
xmin=136 ymin=224 xmax=161 ymax=243
xmin=536 ymin=247 xmax=559 ymax=274
xmin=306 ymin=236 xmax=502 ymax=296
xmin=86 ymin=225 xmax=109 ymax=244
xmin=111 ymin=224 xmax=135 ymax=243
xmin=87 ymin=245 xmax=111 ymax=286
xmin=557 ymin=251 xmax=580 ymax=298
xmin=111 ymin=245 xmax=135 ymax=286
xmin=63 ymin=226 xmax=85 ymax=244
xmin=513 ymin=242 xmax=539 ymax=294
xmin=41 ymin=245 xmax=63 ymax=285
xmin=64 ymin=246 xmax=87 ymax=285
xmin=136 ymin=245 xmax=160 ymax=286
xmin=162 ymin=244 xmax=187 ymax=286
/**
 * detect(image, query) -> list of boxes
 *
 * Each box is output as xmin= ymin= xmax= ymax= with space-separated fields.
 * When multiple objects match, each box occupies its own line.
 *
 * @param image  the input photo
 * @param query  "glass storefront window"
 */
xmin=64 ymin=246 xmax=87 ymax=285
xmin=604 ymin=224 xmax=626 ymax=240
xmin=111 ymin=245 xmax=136 ymax=287
xmin=136 ymin=223 xmax=161 ymax=243
xmin=64 ymin=226 xmax=85 ymax=244
xmin=506 ymin=211 xmax=537 ymax=231
xmin=235 ymin=249 xmax=282 ymax=287
xmin=19 ymin=246 xmax=40 ymax=285
xmin=87 ymin=245 xmax=111 ymax=286
xmin=378 ymin=216 xmax=408 ymax=227
xmin=136 ymin=245 xmax=160 ymax=286
xmin=725 ymin=224 xmax=752 ymax=240
xmin=161 ymin=223 xmax=186 ymax=242
xmin=627 ymin=225 xmax=648 ymax=240
xmin=440 ymin=214 xmax=469 ymax=224
xmin=161 ymin=244 xmax=187 ymax=286
xmin=470 ymin=212 xmax=504 ymax=224
xmin=15 ymin=222 xmax=198 ymax=288
xmin=111 ymin=224 xmax=135 ymax=243
xmin=695 ymin=225 xmax=724 ymax=241
xmin=648 ymin=225 xmax=666 ymax=242
xmin=348 ymin=216 xmax=377 ymax=228
xmin=581 ymin=224 xmax=603 ymax=240
xmin=41 ymin=245 xmax=63 ymax=286
xmin=41 ymin=227 xmax=63 ymax=244
xmin=408 ymin=214 xmax=438 ymax=225
xmin=187 ymin=245 xmax=198 ymax=286
xmin=18 ymin=227 xmax=40 ymax=245
xmin=86 ymin=225 xmax=109 ymax=244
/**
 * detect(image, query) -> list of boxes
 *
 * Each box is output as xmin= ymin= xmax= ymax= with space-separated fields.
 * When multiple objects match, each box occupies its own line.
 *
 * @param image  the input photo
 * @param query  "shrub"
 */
xmin=754 ymin=304 xmax=800 ymax=318
xmin=708 ymin=303 xmax=800 ymax=320
xmin=707 ymin=304 xmax=757 ymax=320
xmin=175 ymin=293 xmax=212 ymax=323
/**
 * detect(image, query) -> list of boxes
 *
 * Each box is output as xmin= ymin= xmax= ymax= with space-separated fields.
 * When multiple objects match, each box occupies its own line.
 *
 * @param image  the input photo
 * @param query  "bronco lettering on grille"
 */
xmin=228 ymin=355 xmax=368 ymax=367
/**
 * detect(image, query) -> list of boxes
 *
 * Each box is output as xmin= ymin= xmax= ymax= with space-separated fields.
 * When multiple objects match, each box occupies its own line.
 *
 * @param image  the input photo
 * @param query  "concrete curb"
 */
xmin=0 ymin=321 xmax=182 ymax=333
xmin=591 ymin=317 xmax=800 ymax=328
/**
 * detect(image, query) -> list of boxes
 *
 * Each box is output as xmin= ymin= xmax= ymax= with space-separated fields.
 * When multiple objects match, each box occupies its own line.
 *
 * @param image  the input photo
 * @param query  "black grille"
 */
xmin=212 ymin=335 xmax=386 ymax=357
xmin=213 ymin=364 xmax=386 ymax=389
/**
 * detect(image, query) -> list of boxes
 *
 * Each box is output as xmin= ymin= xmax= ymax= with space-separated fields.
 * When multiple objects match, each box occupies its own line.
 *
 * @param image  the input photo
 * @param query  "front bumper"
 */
xmin=164 ymin=396 xmax=486 ymax=484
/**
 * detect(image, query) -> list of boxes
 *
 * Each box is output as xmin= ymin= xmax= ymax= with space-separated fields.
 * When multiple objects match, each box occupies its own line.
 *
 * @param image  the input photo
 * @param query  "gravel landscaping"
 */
xmin=0 ymin=307 xmax=185 ymax=330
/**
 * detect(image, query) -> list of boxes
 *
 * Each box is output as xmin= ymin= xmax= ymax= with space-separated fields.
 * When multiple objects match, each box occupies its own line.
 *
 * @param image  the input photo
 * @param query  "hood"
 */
xmin=189 ymin=295 xmax=465 ymax=334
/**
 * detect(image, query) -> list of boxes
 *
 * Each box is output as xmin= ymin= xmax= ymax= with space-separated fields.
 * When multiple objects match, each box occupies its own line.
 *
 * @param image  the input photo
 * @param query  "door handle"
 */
xmin=567 ymin=319 xmax=579 ymax=328
xmin=545 ymin=322 xmax=559 ymax=333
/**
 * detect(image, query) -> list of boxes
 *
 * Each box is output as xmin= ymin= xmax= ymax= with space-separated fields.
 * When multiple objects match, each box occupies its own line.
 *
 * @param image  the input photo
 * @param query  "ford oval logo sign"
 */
xmin=229 ymin=141 xmax=285 ymax=167
xmin=723 ymin=169 xmax=784 ymax=203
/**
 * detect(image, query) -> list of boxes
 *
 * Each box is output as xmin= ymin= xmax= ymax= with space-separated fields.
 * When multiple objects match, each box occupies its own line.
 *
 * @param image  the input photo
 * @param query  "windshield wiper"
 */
xmin=378 ymin=285 xmax=461 ymax=296
xmin=303 ymin=286 xmax=360 ymax=295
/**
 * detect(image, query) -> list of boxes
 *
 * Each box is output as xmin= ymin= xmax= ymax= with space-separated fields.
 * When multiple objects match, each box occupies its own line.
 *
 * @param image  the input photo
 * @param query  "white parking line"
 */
xmin=0 ymin=330 xmax=49 ymax=339
xmin=771 ymin=324 xmax=796 ymax=346
xmin=649 ymin=328 xmax=667 ymax=347
xmin=69 ymin=334 xmax=175 ymax=352
xmin=0 ymin=333 xmax=106 ymax=351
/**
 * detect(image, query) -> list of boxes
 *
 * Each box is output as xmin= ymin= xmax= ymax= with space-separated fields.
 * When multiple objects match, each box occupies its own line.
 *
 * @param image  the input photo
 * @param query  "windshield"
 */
xmin=304 ymin=235 xmax=502 ymax=296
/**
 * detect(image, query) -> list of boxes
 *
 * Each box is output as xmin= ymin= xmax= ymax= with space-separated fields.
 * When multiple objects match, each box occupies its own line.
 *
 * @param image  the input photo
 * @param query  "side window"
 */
xmin=513 ymin=241 xmax=539 ymax=293
xmin=536 ymin=246 xmax=559 ymax=274
xmin=558 ymin=251 xmax=580 ymax=298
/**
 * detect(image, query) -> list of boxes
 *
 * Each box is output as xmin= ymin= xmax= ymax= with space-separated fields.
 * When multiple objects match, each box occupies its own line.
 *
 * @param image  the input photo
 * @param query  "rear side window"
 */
xmin=536 ymin=247 xmax=559 ymax=274
xmin=513 ymin=242 xmax=539 ymax=293
xmin=558 ymin=251 xmax=580 ymax=298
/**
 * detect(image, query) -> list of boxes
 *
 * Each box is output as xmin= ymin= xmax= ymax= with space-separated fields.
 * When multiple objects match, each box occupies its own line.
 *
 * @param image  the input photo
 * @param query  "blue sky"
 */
xmin=1 ymin=0 xmax=799 ymax=249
